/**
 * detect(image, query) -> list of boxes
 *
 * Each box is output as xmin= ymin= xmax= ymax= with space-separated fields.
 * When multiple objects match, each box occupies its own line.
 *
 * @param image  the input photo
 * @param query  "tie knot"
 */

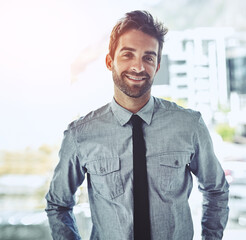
xmin=131 ymin=115 xmax=143 ymax=127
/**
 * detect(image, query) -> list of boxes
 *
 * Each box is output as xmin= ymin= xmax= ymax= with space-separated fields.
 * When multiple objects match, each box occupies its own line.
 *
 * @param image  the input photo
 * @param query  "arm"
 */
xmin=45 ymin=127 xmax=86 ymax=240
xmin=189 ymin=114 xmax=229 ymax=240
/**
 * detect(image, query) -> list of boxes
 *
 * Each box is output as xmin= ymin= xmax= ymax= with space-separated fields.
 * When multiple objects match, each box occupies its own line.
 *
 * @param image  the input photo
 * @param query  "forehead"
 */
xmin=115 ymin=29 xmax=159 ymax=54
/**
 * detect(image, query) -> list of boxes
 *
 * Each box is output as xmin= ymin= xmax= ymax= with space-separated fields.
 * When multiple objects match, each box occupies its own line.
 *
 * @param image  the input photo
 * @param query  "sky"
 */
xmin=0 ymin=0 xmax=162 ymax=150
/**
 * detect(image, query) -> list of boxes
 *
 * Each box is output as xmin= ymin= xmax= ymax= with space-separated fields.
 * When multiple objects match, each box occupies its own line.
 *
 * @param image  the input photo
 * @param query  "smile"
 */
xmin=125 ymin=74 xmax=147 ymax=81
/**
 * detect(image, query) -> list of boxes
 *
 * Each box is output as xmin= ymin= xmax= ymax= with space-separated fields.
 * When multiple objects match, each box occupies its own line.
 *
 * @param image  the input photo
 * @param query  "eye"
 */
xmin=144 ymin=55 xmax=154 ymax=62
xmin=123 ymin=52 xmax=133 ymax=58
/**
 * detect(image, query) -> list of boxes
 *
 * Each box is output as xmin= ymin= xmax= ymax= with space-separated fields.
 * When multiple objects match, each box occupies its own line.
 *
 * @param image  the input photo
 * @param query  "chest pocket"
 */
xmin=159 ymin=153 xmax=191 ymax=192
xmin=86 ymin=157 xmax=124 ymax=199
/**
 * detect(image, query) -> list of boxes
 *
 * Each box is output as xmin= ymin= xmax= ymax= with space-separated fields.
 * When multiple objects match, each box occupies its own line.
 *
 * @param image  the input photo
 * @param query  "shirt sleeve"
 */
xmin=189 ymin=113 xmax=229 ymax=240
xmin=45 ymin=125 xmax=86 ymax=240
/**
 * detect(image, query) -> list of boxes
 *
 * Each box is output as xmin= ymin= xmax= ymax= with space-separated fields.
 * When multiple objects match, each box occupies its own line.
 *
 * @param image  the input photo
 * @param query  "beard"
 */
xmin=112 ymin=67 xmax=154 ymax=98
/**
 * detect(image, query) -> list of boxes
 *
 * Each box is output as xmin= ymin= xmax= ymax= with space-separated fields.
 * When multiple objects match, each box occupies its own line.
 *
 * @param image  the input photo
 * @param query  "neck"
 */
xmin=114 ymin=87 xmax=151 ymax=113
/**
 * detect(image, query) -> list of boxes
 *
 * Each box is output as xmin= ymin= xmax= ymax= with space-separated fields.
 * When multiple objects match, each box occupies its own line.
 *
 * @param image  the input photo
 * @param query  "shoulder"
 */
xmin=67 ymin=102 xmax=112 ymax=131
xmin=153 ymin=97 xmax=201 ymax=122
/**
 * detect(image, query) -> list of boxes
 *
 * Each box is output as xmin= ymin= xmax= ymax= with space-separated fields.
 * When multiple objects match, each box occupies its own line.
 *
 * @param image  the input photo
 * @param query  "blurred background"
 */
xmin=1 ymin=0 xmax=246 ymax=239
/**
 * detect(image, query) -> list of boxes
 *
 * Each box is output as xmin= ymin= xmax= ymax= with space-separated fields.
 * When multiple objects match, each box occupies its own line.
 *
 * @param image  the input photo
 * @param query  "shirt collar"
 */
xmin=110 ymin=96 xmax=155 ymax=126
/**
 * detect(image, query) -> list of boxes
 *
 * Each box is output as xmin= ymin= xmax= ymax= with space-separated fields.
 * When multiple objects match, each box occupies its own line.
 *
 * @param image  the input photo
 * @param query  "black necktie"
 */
xmin=131 ymin=115 xmax=151 ymax=240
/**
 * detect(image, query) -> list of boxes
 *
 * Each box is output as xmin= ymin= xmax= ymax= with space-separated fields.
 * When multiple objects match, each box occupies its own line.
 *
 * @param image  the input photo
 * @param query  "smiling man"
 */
xmin=45 ymin=10 xmax=229 ymax=240
xmin=106 ymin=29 xmax=160 ymax=112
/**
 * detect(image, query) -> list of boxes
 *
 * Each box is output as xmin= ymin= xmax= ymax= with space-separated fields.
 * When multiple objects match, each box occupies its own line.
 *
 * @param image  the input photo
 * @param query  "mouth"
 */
xmin=125 ymin=74 xmax=148 ymax=81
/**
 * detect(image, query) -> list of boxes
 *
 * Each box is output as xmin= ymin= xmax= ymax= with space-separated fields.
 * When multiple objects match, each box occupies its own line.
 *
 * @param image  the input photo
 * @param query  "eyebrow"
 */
xmin=145 ymin=51 xmax=157 ymax=56
xmin=120 ymin=47 xmax=157 ymax=56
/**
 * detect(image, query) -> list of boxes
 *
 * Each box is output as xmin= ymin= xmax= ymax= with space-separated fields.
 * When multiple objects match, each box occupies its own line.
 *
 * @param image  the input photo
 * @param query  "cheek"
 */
xmin=115 ymin=61 xmax=131 ymax=73
xmin=146 ymin=65 xmax=158 ymax=76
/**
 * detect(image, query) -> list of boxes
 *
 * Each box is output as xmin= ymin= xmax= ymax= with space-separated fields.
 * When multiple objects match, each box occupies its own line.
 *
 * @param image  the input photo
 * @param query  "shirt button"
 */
xmin=100 ymin=167 xmax=106 ymax=173
xmin=174 ymin=160 xmax=179 ymax=166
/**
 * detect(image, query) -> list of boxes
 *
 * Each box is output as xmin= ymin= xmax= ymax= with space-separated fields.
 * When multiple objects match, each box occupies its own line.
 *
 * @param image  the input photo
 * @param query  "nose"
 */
xmin=131 ymin=58 xmax=145 ymax=73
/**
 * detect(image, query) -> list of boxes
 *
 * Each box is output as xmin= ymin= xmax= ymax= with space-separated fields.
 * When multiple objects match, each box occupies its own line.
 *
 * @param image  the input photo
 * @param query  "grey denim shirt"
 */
xmin=45 ymin=96 xmax=229 ymax=240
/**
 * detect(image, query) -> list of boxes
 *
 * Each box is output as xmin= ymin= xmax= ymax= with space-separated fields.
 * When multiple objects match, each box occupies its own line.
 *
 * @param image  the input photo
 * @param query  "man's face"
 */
xmin=106 ymin=29 xmax=160 ymax=99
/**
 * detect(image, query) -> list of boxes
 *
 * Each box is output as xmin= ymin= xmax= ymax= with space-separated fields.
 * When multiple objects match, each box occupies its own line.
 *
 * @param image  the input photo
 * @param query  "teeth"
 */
xmin=126 ymin=74 xmax=145 ymax=81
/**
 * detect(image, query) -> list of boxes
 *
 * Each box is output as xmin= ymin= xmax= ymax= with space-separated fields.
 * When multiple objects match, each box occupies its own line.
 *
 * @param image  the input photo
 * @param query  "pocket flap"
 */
xmin=159 ymin=153 xmax=190 ymax=168
xmin=86 ymin=157 xmax=120 ymax=175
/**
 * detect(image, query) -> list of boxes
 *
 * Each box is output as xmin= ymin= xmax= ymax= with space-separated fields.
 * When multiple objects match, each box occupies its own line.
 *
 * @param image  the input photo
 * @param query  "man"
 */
xmin=45 ymin=10 xmax=229 ymax=240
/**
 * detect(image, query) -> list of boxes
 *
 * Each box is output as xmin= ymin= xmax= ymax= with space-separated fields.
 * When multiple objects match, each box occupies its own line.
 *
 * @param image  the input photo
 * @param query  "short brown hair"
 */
xmin=109 ymin=10 xmax=168 ymax=64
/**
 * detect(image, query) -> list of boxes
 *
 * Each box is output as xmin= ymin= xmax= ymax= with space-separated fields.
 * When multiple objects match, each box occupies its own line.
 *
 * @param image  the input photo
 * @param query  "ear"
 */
xmin=106 ymin=54 xmax=113 ymax=71
xmin=155 ymin=63 xmax=160 ymax=73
